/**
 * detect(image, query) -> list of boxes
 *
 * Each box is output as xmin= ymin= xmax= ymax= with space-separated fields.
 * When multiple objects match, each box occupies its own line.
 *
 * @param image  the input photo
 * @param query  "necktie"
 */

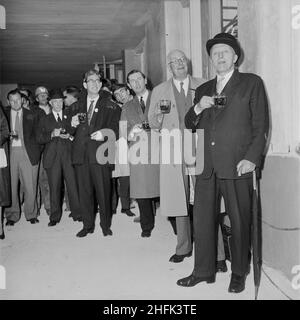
xmin=216 ymin=77 xmax=225 ymax=94
xmin=87 ymin=100 xmax=94 ymax=124
xmin=140 ymin=97 xmax=146 ymax=114
xmin=180 ymin=81 xmax=185 ymax=97
xmin=14 ymin=111 xmax=20 ymax=135
xmin=57 ymin=113 xmax=62 ymax=123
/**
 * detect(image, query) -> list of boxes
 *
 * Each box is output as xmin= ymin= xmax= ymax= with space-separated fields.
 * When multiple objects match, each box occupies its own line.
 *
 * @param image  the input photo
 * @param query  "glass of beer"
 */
xmin=142 ymin=120 xmax=150 ymax=131
xmin=10 ymin=130 xmax=19 ymax=140
xmin=78 ymin=113 xmax=86 ymax=123
xmin=159 ymin=99 xmax=171 ymax=114
xmin=213 ymin=93 xmax=227 ymax=109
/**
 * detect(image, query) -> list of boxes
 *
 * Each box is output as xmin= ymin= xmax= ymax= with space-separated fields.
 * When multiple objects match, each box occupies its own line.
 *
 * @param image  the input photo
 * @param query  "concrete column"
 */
xmin=164 ymin=0 xmax=191 ymax=78
xmin=238 ymin=0 xmax=300 ymax=283
xmin=189 ymin=0 xmax=203 ymax=78
xmin=109 ymin=64 xmax=115 ymax=80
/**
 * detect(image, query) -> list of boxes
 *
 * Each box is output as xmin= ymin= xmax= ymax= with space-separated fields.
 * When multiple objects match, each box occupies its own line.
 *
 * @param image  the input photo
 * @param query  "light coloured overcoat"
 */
xmin=121 ymin=94 xmax=160 ymax=198
xmin=148 ymin=75 xmax=205 ymax=216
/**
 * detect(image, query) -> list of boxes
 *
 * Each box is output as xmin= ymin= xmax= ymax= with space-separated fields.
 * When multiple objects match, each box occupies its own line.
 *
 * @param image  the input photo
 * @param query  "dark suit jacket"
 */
xmin=0 ymin=105 xmax=11 ymax=206
xmin=4 ymin=107 xmax=42 ymax=166
xmin=185 ymin=70 xmax=269 ymax=179
xmin=36 ymin=110 xmax=73 ymax=169
xmin=70 ymin=95 xmax=121 ymax=165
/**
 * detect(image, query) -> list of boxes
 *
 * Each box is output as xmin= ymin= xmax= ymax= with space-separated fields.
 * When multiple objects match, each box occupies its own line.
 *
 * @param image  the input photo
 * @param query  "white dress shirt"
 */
xmin=216 ymin=68 xmax=235 ymax=93
xmin=87 ymin=95 xmax=99 ymax=114
xmin=138 ymin=90 xmax=149 ymax=104
xmin=173 ymin=76 xmax=189 ymax=96
xmin=52 ymin=110 xmax=63 ymax=122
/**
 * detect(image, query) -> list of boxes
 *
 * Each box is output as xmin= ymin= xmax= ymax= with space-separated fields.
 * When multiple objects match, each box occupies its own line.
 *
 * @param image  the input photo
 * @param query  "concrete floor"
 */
xmin=0 ymin=204 xmax=293 ymax=300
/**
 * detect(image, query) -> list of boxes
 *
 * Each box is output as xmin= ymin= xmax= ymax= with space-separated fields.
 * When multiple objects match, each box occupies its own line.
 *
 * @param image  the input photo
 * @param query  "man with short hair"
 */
xmin=111 ymin=83 xmax=134 ymax=217
xmin=35 ymin=86 xmax=51 ymax=115
xmin=148 ymin=50 xmax=205 ymax=262
xmin=4 ymin=89 xmax=41 ymax=225
xmin=37 ymin=89 xmax=81 ymax=226
xmin=63 ymin=86 xmax=80 ymax=111
xmin=179 ymin=33 xmax=269 ymax=293
xmin=112 ymin=84 xmax=133 ymax=106
xmin=33 ymin=86 xmax=52 ymax=216
xmin=71 ymin=69 xmax=121 ymax=238
xmin=121 ymin=70 xmax=160 ymax=238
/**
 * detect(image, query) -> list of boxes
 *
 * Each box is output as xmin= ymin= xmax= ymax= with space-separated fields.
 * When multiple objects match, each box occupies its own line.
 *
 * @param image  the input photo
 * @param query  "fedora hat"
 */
xmin=206 ymin=32 xmax=241 ymax=59
xmin=49 ymin=89 xmax=64 ymax=100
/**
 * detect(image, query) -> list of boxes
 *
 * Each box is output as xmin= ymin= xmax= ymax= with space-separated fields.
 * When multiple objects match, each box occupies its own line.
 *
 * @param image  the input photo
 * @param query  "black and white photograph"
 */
xmin=0 ymin=0 xmax=299 ymax=304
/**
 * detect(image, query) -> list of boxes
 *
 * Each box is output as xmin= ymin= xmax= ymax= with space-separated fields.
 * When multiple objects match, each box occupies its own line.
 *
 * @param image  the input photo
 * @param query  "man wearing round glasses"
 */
xmin=71 ymin=69 xmax=121 ymax=238
xmin=148 ymin=50 xmax=205 ymax=264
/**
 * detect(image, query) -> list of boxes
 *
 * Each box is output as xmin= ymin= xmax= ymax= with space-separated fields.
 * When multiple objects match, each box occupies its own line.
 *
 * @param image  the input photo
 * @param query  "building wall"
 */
xmin=0 ymin=84 xmax=18 ymax=106
xmin=238 ymin=0 xmax=300 ymax=281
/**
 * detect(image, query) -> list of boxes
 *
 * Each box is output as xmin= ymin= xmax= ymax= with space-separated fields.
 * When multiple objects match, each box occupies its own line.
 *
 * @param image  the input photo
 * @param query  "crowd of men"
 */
xmin=0 ymin=33 xmax=269 ymax=294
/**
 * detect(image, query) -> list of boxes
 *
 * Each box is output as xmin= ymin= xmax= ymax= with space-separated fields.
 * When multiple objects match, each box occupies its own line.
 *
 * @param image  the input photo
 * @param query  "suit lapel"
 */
xmin=222 ymin=69 xmax=240 ymax=104
xmin=133 ymin=96 xmax=145 ymax=122
xmin=144 ymin=91 xmax=152 ymax=119
xmin=89 ymin=98 xmax=101 ymax=130
xmin=214 ymin=70 xmax=241 ymax=120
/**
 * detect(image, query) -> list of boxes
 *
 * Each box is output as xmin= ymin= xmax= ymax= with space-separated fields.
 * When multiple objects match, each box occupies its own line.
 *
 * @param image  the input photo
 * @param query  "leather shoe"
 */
xmin=48 ymin=221 xmax=58 ymax=227
xmin=0 ymin=232 xmax=5 ymax=240
xmin=121 ymin=209 xmax=135 ymax=217
xmin=169 ymin=251 xmax=192 ymax=263
xmin=228 ymin=273 xmax=246 ymax=293
xmin=76 ymin=228 xmax=94 ymax=238
xmin=29 ymin=218 xmax=39 ymax=224
xmin=102 ymin=229 xmax=113 ymax=237
xmin=5 ymin=220 xmax=15 ymax=226
xmin=216 ymin=260 xmax=228 ymax=273
xmin=141 ymin=230 xmax=151 ymax=238
xmin=177 ymin=274 xmax=215 ymax=287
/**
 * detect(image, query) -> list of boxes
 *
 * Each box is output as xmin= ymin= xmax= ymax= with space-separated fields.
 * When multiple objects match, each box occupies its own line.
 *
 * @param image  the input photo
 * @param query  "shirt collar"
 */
xmin=217 ymin=69 xmax=234 ymax=84
xmin=52 ymin=110 xmax=63 ymax=121
xmin=138 ymin=90 xmax=149 ymax=103
xmin=11 ymin=108 xmax=22 ymax=115
xmin=87 ymin=95 xmax=99 ymax=106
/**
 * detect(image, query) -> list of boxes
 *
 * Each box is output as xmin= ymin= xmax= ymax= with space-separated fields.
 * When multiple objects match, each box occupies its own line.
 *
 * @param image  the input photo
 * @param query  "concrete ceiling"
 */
xmin=0 ymin=0 xmax=158 ymax=88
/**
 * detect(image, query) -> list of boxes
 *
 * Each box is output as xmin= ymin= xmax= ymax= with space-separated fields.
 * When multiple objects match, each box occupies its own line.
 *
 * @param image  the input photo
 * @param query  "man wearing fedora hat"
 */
xmin=36 ymin=89 xmax=81 ymax=226
xmin=178 ymin=33 xmax=269 ymax=293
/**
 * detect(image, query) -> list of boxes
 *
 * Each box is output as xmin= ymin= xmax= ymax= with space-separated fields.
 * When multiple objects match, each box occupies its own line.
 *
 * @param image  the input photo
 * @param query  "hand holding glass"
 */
xmin=159 ymin=99 xmax=171 ymax=114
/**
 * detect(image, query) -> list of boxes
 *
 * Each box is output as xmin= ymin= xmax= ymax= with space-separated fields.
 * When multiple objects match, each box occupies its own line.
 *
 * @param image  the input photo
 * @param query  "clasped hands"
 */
xmin=51 ymin=128 xmax=70 ymax=140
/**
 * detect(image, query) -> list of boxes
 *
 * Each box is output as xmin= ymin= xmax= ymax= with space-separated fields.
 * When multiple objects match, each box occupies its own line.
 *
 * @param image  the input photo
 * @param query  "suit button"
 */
xmin=211 ymin=142 xmax=215 ymax=146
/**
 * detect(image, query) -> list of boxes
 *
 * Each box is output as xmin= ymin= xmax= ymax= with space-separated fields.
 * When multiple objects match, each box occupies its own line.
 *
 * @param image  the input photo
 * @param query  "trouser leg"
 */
xmin=118 ymin=176 xmax=130 ymax=210
xmin=5 ymin=148 xmax=21 ymax=222
xmin=219 ymin=178 xmax=252 ymax=276
xmin=136 ymin=198 xmax=155 ymax=233
xmin=91 ymin=164 xmax=112 ymax=232
xmin=193 ymin=174 xmax=219 ymax=277
xmin=19 ymin=152 xmax=38 ymax=220
xmin=75 ymin=163 xmax=95 ymax=230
